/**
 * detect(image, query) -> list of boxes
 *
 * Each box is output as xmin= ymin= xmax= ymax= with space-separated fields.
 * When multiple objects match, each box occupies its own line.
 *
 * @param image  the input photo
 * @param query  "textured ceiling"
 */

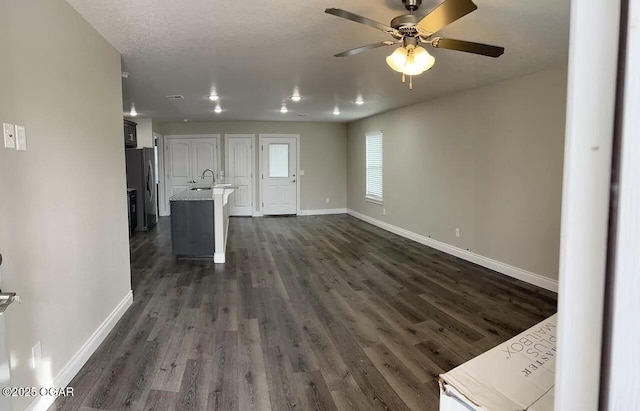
xmin=66 ymin=0 xmax=570 ymax=123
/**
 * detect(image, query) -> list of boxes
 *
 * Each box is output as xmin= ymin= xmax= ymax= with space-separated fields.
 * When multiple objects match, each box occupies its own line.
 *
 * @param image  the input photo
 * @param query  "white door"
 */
xmin=226 ymin=136 xmax=254 ymax=216
xmin=262 ymin=137 xmax=297 ymax=215
xmin=167 ymin=138 xmax=193 ymax=200
xmin=192 ymin=139 xmax=218 ymax=185
xmin=165 ymin=137 xmax=218 ymax=212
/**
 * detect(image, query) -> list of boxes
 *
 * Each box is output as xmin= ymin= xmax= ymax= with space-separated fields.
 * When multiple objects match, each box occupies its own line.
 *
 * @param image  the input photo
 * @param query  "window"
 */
xmin=365 ymin=132 xmax=383 ymax=204
xmin=269 ymin=144 xmax=289 ymax=178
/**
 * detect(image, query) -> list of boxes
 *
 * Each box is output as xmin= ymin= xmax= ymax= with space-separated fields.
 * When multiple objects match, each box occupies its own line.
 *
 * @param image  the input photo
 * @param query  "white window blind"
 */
xmin=366 ymin=132 xmax=383 ymax=203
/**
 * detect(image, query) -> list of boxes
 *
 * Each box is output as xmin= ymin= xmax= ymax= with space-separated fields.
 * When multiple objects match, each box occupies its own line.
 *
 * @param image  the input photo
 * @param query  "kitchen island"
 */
xmin=169 ymin=184 xmax=235 ymax=263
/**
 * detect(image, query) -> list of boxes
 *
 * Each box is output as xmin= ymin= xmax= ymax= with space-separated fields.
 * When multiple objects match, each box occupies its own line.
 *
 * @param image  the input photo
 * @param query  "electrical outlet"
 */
xmin=455 ymin=228 xmax=460 ymax=237
xmin=31 ymin=341 xmax=42 ymax=369
xmin=3 ymin=123 xmax=15 ymax=149
xmin=326 ymin=197 xmax=330 ymax=204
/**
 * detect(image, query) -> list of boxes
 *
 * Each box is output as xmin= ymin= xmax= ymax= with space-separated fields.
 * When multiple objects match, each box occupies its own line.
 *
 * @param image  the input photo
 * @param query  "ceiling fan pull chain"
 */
xmin=402 ymin=72 xmax=406 ymax=83
xmin=409 ymin=75 xmax=413 ymax=90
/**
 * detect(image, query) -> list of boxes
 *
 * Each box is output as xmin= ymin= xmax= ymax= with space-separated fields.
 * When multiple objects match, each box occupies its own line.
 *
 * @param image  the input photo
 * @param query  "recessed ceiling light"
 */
xmin=333 ymin=108 xmax=341 ymax=115
xmin=183 ymin=119 xmax=188 ymax=122
xmin=280 ymin=105 xmax=289 ymax=114
xmin=214 ymin=105 xmax=222 ymax=114
xmin=354 ymin=98 xmax=365 ymax=105
xmin=291 ymin=95 xmax=302 ymax=102
xmin=209 ymin=94 xmax=219 ymax=101
xmin=129 ymin=107 xmax=138 ymax=117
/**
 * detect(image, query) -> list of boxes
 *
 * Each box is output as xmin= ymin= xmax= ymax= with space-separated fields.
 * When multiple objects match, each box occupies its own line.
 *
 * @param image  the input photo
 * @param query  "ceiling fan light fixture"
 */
xmin=386 ymin=47 xmax=409 ymax=73
xmin=386 ymin=46 xmax=435 ymax=76
xmin=404 ymin=46 xmax=435 ymax=75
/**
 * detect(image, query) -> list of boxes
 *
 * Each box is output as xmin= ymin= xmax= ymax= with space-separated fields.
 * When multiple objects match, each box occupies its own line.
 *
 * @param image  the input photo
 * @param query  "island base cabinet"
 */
xmin=170 ymin=200 xmax=215 ymax=257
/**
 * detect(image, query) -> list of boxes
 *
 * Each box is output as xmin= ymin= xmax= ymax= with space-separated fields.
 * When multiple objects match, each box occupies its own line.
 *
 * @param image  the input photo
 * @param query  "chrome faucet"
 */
xmin=201 ymin=169 xmax=216 ymax=184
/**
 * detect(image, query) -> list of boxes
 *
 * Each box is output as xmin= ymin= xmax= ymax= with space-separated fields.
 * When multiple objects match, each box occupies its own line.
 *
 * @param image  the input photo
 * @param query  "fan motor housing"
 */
xmin=391 ymin=14 xmax=421 ymax=36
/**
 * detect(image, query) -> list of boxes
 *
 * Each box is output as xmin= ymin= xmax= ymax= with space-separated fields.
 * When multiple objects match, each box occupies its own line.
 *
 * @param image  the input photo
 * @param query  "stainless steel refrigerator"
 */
xmin=126 ymin=148 xmax=157 ymax=231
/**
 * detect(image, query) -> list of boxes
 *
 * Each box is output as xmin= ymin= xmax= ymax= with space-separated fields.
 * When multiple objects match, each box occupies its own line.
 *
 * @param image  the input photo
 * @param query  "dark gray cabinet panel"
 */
xmin=124 ymin=119 xmax=137 ymax=148
xmin=170 ymin=200 xmax=215 ymax=257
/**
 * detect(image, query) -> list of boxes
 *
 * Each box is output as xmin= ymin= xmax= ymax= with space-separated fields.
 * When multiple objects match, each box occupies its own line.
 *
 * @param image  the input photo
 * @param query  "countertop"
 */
xmin=170 ymin=184 xmax=236 ymax=202
xmin=170 ymin=187 xmax=215 ymax=202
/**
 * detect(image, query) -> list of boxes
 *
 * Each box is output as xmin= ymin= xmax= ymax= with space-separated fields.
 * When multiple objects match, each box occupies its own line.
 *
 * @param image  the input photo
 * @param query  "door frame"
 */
xmin=224 ymin=134 xmax=256 ymax=217
xmin=554 ymin=0 xmax=622 ymax=409
xmin=162 ymin=134 xmax=221 ymax=215
xmin=600 ymin=0 xmax=639 ymax=408
xmin=155 ymin=132 xmax=168 ymax=217
xmin=258 ymin=134 xmax=301 ymax=217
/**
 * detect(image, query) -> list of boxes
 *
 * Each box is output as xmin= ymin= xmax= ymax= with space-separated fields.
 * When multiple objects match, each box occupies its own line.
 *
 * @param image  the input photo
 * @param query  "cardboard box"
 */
xmin=439 ymin=315 xmax=557 ymax=411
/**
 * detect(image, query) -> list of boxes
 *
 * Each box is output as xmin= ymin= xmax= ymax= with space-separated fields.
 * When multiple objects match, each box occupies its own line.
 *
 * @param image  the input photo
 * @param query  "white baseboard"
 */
xmin=299 ymin=208 xmax=347 ymax=216
xmin=26 ymin=291 xmax=134 ymax=411
xmin=252 ymin=212 xmax=263 ymax=217
xmin=347 ymin=209 xmax=558 ymax=293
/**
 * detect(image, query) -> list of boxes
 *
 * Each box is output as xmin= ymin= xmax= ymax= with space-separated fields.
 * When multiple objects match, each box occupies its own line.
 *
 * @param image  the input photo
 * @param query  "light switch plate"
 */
xmin=3 ymin=123 xmax=15 ymax=149
xmin=299 ymin=170 xmax=305 ymax=176
xmin=15 ymin=125 xmax=26 ymax=151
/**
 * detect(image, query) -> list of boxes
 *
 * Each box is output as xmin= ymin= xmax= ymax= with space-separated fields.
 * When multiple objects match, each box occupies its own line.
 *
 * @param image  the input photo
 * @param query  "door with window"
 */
xmin=165 ymin=137 xmax=218 ymax=212
xmin=261 ymin=136 xmax=298 ymax=215
xmin=226 ymin=135 xmax=254 ymax=216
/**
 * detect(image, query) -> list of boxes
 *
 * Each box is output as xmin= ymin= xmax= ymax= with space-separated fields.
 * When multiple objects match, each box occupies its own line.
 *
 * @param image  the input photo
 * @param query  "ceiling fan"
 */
xmin=325 ymin=0 xmax=505 ymax=89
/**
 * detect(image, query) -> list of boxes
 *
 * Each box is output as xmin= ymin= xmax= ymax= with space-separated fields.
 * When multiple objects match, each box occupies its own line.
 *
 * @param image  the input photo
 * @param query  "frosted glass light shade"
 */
xmin=386 ymin=46 xmax=435 ymax=76
xmin=386 ymin=47 xmax=409 ymax=72
xmin=403 ymin=47 xmax=435 ymax=75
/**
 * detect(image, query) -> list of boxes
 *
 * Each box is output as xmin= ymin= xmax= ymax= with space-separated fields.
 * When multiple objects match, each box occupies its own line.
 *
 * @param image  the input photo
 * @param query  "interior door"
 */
xmin=262 ymin=137 xmax=297 ymax=215
xmin=192 ymin=139 xmax=218 ymax=186
xmin=166 ymin=138 xmax=193 ymax=208
xmin=227 ymin=136 xmax=253 ymax=216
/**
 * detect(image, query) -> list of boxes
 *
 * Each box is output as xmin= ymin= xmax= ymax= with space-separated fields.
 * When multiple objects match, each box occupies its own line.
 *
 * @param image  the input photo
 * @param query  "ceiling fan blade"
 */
xmin=431 ymin=38 xmax=504 ymax=57
xmin=416 ymin=0 xmax=478 ymax=36
xmin=334 ymin=41 xmax=397 ymax=57
xmin=325 ymin=8 xmax=400 ymax=36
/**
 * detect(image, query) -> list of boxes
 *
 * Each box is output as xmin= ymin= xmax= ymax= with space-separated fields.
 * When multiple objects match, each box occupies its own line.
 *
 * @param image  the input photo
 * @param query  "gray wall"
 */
xmin=160 ymin=121 xmax=348 ymax=213
xmin=347 ymin=67 xmax=567 ymax=281
xmin=0 ymin=0 xmax=131 ymax=409
xmin=131 ymin=117 xmax=162 ymax=148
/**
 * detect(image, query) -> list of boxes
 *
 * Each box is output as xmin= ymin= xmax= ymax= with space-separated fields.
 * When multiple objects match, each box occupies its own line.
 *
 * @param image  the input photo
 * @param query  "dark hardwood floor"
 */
xmin=52 ymin=215 xmax=556 ymax=411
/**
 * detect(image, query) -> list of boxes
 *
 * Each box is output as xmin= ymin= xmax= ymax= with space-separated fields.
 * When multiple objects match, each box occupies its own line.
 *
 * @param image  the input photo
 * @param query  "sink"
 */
xmin=191 ymin=187 xmax=212 ymax=191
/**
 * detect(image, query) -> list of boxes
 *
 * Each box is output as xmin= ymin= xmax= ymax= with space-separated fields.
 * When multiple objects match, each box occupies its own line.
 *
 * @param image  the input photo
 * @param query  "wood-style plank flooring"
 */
xmin=52 ymin=215 xmax=556 ymax=411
